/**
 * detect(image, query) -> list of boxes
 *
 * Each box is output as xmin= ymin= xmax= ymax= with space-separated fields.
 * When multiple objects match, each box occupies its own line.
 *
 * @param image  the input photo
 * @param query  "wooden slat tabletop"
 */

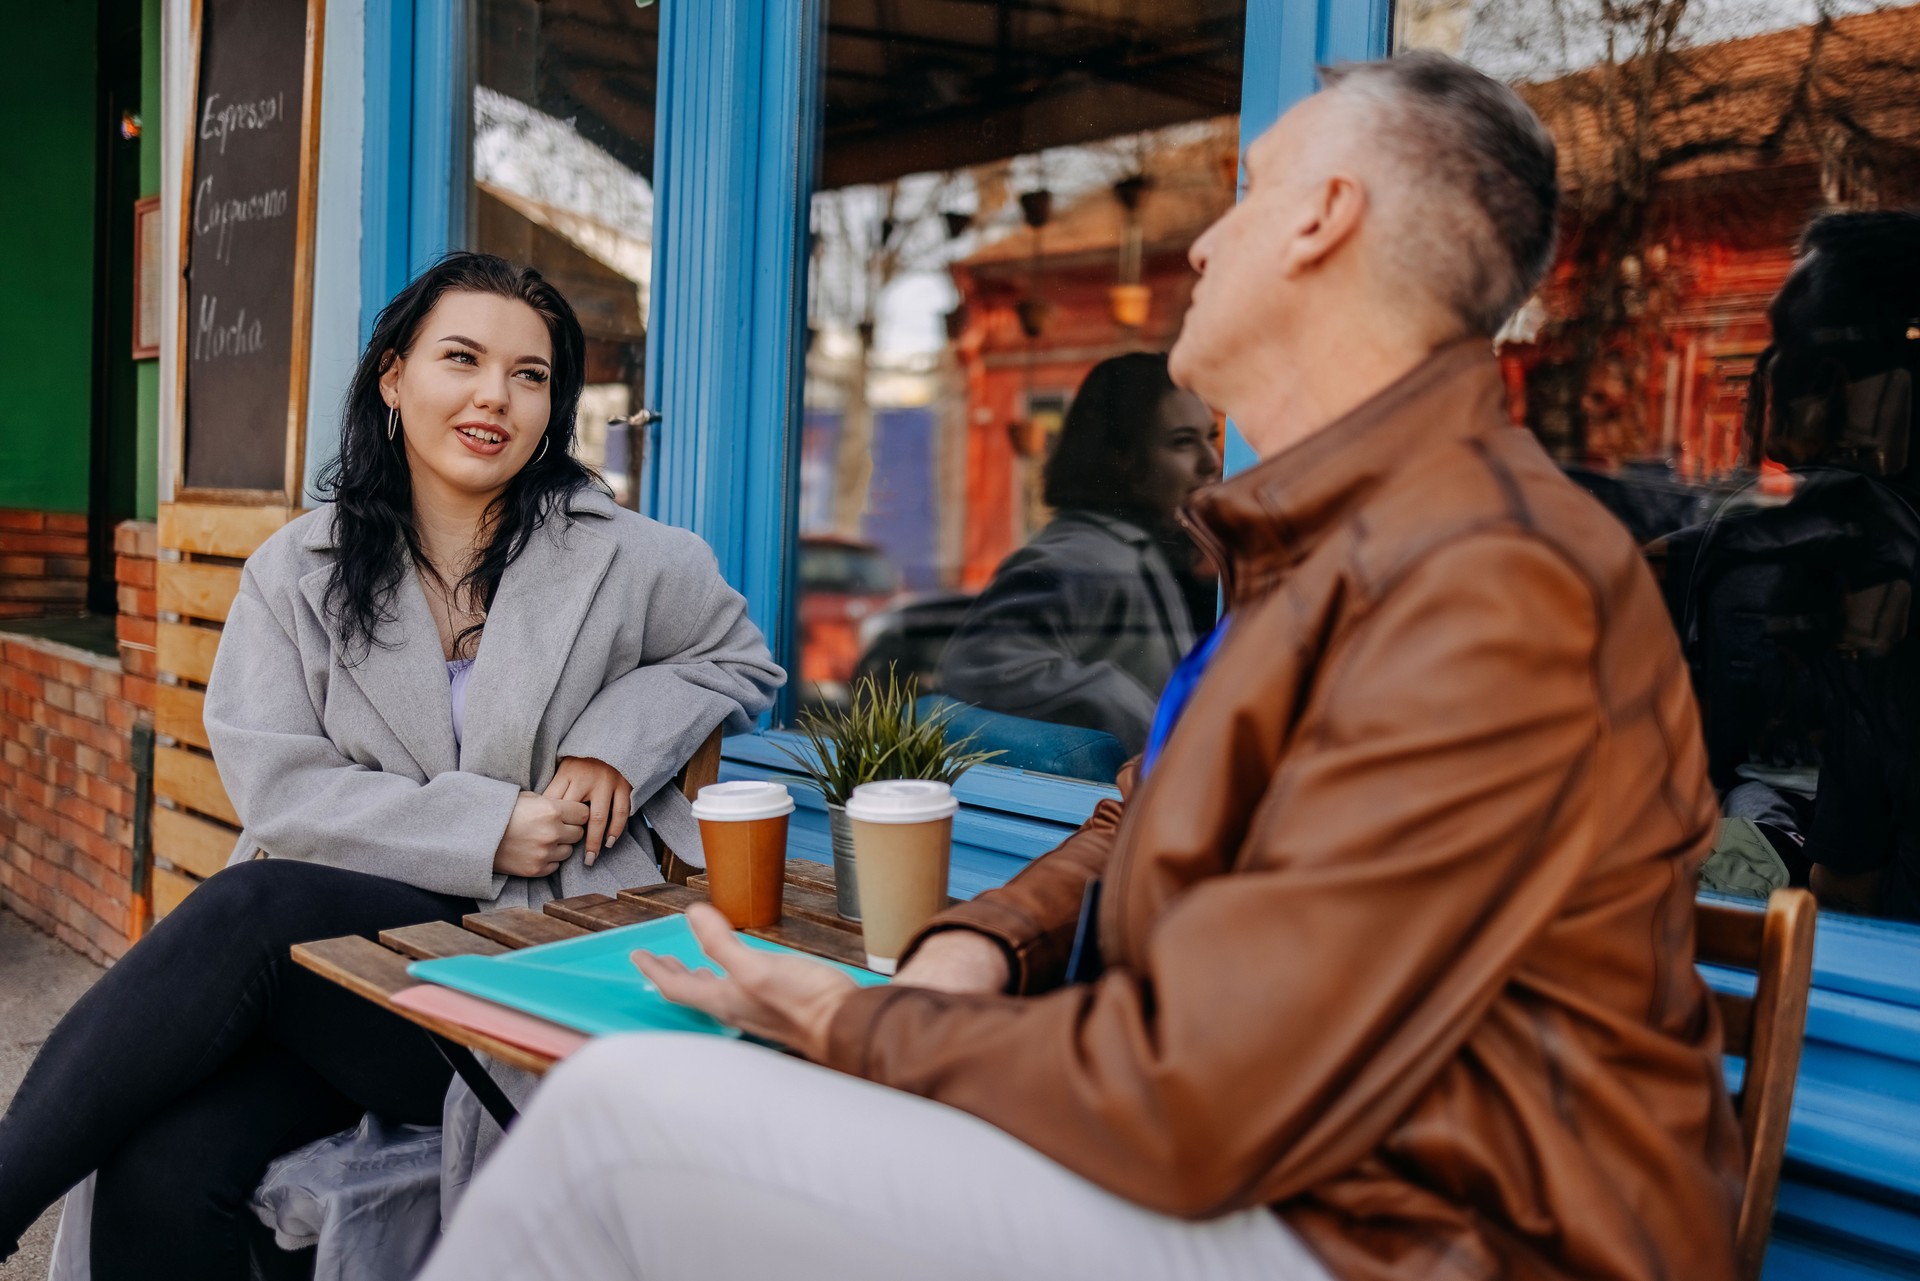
xmin=290 ymin=860 xmax=870 ymax=1077
xmin=463 ymin=907 xmax=590 ymax=949
xmin=379 ymin=920 xmax=508 ymax=960
xmin=290 ymin=934 xmax=562 ymax=1076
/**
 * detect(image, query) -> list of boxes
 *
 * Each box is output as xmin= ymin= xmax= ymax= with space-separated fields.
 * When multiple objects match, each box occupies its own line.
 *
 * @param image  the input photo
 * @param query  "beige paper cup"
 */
xmin=691 ymin=781 xmax=793 ymax=929
xmin=845 ymin=780 xmax=958 ymax=974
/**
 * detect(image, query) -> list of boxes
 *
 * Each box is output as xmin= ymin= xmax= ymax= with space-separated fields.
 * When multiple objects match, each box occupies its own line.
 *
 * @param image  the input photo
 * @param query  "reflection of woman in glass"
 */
xmin=939 ymin=353 xmax=1221 ymax=753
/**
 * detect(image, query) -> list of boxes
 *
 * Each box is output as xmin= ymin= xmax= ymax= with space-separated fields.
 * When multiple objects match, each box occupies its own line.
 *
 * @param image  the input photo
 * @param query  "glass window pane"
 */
xmin=471 ymin=0 xmax=659 ymax=507
xmin=794 ymin=1 xmax=1246 ymax=784
xmin=1399 ymin=1 xmax=1920 ymax=925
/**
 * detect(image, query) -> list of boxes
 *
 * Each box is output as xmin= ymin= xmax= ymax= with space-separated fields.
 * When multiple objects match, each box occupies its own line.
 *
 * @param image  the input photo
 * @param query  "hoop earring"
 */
xmin=387 ymin=405 xmax=398 ymax=442
xmin=535 ymin=436 xmax=550 ymax=464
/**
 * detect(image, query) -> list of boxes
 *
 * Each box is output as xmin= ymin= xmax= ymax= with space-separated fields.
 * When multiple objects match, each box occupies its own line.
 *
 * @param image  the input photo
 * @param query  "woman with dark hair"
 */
xmin=0 ymin=252 xmax=782 ymax=1278
xmin=938 ymin=352 xmax=1219 ymax=753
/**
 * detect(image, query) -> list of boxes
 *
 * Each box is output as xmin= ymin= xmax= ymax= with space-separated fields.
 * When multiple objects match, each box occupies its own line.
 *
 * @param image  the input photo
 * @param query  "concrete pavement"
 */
xmin=0 ymin=908 xmax=104 ymax=1280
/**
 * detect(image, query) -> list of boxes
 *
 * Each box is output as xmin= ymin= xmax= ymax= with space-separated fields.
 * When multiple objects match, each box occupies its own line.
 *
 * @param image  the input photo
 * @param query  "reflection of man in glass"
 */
xmin=938 ymin=353 xmax=1220 ymax=753
xmin=1661 ymin=211 xmax=1920 ymax=918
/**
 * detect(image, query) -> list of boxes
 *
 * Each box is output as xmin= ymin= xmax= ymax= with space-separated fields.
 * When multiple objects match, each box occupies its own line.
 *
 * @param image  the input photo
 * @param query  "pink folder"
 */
xmin=392 ymin=983 xmax=591 ymax=1061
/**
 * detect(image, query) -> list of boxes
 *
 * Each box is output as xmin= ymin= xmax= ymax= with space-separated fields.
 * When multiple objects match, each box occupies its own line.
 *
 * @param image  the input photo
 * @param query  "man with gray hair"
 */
xmin=424 ymin=53 xmax=1742 ymax=1281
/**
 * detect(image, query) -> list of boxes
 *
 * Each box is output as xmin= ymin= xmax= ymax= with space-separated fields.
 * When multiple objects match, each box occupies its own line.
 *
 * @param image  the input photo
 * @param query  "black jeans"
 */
xmin=0 ymin=859 xmax=471 ymax=1280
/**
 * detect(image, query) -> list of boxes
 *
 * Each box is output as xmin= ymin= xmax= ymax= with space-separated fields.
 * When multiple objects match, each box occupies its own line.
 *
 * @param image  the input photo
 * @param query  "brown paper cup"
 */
xmin=699 ymin=813 xmax=790 ymax=928
xmin=849 ymin=816 xmax=952 ymax=971
xmin=845 ymin=781 xmax=959 ymax=974
xmin=691 ymin=782 xmax=794 ymax=930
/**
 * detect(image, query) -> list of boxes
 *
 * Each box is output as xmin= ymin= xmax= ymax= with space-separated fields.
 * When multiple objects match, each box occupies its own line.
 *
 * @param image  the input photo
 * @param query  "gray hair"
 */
xmin=1321 ymin=52 xmax=1560 ymax=335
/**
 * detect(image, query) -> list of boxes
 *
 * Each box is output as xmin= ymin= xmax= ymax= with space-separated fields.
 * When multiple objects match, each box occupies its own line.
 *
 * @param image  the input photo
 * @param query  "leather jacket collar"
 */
xmin=1182 ymin=339 xmax=1502 ymax=610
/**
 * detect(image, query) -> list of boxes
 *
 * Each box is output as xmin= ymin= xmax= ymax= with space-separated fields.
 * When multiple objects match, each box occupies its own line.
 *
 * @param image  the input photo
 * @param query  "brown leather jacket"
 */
xmin=822 ymin=342 xmax=1746 ymax=1281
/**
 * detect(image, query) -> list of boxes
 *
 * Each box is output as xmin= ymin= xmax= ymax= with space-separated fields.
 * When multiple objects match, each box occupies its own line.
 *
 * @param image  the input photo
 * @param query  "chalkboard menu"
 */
xmin=180 ymin=0 xmax=319 ymax=496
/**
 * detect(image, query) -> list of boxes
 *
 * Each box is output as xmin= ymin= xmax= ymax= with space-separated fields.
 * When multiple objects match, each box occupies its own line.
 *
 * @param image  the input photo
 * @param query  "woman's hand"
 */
xmin=632 ymin=905 xmax=858 ymax=1059
xmin=545 ymin=756 xmax=633 ymax=866
xmin=494 ymin=792 xmax=591 ymax=878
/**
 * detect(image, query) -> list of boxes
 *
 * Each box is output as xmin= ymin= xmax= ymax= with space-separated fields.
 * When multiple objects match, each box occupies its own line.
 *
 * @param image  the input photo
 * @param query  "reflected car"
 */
xmin=797 ymin=536 xmax=900 ymax=707
xmin=853 ymin=589 xmax=978 ymax=697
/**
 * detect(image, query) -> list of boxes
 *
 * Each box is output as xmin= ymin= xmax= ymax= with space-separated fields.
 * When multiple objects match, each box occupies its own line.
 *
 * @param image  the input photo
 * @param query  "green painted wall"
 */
xmin=136 ymin=0 xmax=160 ymax=520
xmin=0 ymin=0 xmax=97 ymax=514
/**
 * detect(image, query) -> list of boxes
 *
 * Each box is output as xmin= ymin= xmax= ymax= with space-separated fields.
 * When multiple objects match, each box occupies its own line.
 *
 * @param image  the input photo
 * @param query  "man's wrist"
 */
xmin=898 ymin=927 xmax=1014 ymax=993
xmin=803 ymin=982 xmax=859 ymax=1060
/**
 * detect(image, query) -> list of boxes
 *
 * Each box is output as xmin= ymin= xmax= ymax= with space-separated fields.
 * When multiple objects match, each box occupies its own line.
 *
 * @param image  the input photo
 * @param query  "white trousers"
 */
xmin=420 ymin=1034 xmax=1332 ymax=1281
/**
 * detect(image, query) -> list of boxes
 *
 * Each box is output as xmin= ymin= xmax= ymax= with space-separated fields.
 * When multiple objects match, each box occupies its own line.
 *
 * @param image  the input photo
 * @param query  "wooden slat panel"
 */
xmin=158 ymin=561 xmax=243 ymax=624
xmin=159 ymin=502 xmax=298 ymax=558
xmin=684 ymin=863 xmax=954 ymax=927
xmin=686 ymin=872 xmax=848 ymax=930
xmin=151 ymin=865 xmax=200 ymax=919
xmin=462 ymin=908 xmax=589 ymax=949
xmin=157 ymin=621 xmax=223 ymax=685
xmin=778 ymin=882 xmax=857 ymax=929
xmin=290 ymin=935 xmax=557 ymax=1077
xmin=617 ymin=884 xmax=709 ymax=914
xmin=155 ymin=745 xmax=238 ymax=825
xmin=380 ymin=920 xmax=509 ymax=961
xmin=616 ymin=885 xmax=869 ymax=969
xmin=156 ymin=682 xmax=209 ymax=749
xmin=290 ymin=935 xmax=415 ymax=1002
xmin=543 ymin=893 xmax=654 ymax=931
xmin=781 ymin=862 xmax=840 ymax=896
xmin=1698 ymin=902 xmax=1768 ymax=969
xmin=594 ymin=889 xmax=689 ymax=923
xmin=152 ymin=804 xmax=238 ymax=879
xmin=1715 ymin=989 xmax=1753 ymax=1061
xmin=546 ymin=894 xmax=732 ymax=931
xmin=745 ymin=914 xmax=868 ymax=968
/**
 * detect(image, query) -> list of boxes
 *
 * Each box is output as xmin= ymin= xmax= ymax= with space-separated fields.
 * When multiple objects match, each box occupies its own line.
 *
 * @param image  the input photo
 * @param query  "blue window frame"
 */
xmin=370 ymin=0 xmax=1385 ymax=853
xmin=359 ymin=3 xmax=1920 ymax=1273
xmin=356 ymin=0 xmax=1400 ymax=878
xmin=359 ymin=0 xmax=463 ymax=340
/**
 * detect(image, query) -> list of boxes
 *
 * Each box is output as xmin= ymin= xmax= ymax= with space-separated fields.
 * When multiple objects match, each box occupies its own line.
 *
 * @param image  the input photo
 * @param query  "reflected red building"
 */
xmin=944 ymin=7 xmax=1920 ymax=590
xmin=1502 ymin=5 xmax=1920 ymax=479
xmin=945 ymin=125 xmax=1238 ymax=589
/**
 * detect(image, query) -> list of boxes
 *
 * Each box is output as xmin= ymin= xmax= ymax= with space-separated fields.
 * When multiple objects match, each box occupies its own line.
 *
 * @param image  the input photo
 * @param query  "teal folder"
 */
xmin=408 ymin=915 xmax=887 ymax=1038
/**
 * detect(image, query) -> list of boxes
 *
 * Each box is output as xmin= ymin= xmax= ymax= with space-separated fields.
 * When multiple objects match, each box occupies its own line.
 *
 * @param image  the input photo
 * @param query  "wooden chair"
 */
xmin=1696 ymin=887 xmax=1818 ymax=1281
xmin=656 ymin=727 xmax=724 ymax=884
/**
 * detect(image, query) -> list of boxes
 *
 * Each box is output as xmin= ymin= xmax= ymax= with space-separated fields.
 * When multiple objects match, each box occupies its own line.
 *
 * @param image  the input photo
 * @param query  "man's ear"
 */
xmin=377 ymin=350 xmax=402 ymax=408
xmin=1280 ymin=173 xmax=1367 ymax=277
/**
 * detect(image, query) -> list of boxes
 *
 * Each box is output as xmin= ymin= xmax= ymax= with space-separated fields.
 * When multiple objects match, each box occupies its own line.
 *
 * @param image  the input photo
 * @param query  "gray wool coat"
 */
xmin=203 ymin=487 xmax=783 ymax=909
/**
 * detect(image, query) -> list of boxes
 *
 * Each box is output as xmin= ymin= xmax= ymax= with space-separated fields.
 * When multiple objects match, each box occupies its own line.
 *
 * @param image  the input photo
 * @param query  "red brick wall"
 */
xmin=0 ymin=521 xmax=158 ymax=964
xmin=0 ymin=509 xmax=91 ymax=619
xmin=116 ymin=521 xmax=158 ymax=682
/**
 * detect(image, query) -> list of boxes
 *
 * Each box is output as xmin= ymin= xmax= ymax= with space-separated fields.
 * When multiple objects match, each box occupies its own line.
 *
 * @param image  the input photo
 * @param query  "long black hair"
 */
xmin=313 ymin=251 xmax=597 ymax=662
xmin=1043 ymin=352 xmax=1182 ymax=524
xmin=1043 ymin=352 xmax=1217 ymax=630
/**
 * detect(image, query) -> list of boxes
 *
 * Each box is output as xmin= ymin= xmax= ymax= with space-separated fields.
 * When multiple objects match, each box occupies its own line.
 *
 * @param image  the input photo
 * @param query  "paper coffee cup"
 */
xmin=845 ymin=781 xmax=958 ymax=973
xmin=692 ymin=781 xmax=793 ymax=929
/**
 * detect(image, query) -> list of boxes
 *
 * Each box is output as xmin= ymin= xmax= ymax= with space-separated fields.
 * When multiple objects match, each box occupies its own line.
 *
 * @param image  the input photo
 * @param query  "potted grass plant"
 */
xmin=776 ymin=670 xmax=1001 ymax=920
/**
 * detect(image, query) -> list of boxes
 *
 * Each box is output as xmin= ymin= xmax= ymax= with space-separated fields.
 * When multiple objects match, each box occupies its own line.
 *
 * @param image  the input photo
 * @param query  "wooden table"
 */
xmin=290 ymin=860 xmax=867 ymax=1078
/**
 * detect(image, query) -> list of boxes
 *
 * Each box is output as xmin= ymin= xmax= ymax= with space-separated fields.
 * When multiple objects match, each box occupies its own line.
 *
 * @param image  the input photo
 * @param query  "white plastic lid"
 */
xmin=844 ymin=779 xmax=958 ymax=824
xmin=690 ymin=780 xmax=794 ymax=821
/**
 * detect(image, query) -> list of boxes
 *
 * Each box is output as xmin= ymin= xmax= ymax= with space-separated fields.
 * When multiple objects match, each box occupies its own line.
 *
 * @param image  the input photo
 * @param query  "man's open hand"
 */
xmin=632 ymin=904 xmax=858 ymax=1059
